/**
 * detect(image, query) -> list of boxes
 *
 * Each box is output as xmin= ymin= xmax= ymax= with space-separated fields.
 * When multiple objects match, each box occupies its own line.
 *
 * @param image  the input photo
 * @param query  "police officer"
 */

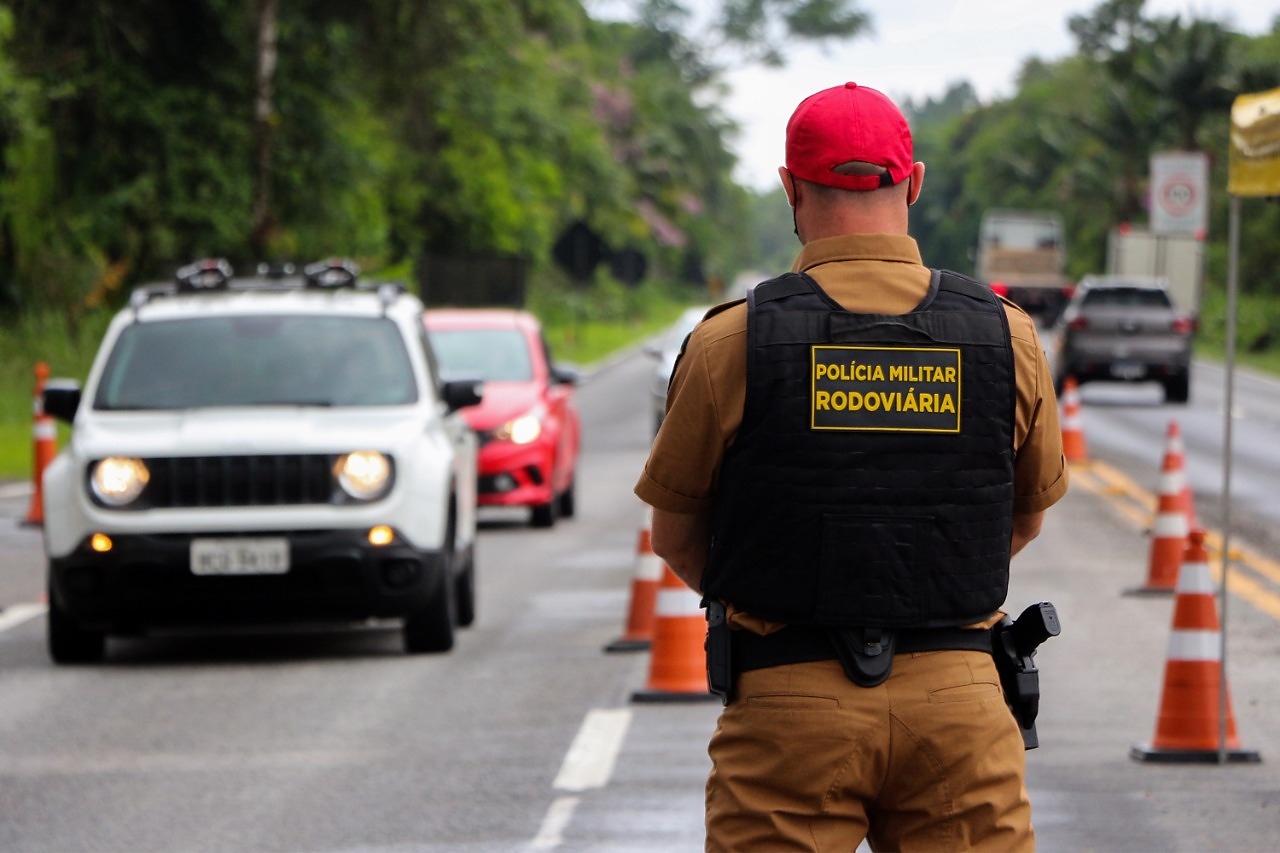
xmin=634 ymin=82 xmax=1068 ymax=852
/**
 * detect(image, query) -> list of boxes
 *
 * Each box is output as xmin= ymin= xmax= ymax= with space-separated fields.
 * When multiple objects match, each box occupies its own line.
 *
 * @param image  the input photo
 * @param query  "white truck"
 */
xmin=975 ymin=210 xmax=1074 ymax=323
xmin=1105 ymin=226 xmax=1205 ymax=317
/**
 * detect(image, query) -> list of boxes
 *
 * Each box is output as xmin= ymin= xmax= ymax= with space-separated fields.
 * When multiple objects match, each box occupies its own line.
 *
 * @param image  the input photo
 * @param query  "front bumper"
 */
xmin=475 ymin=440 xmax=554 ymax=507
xmin=48 ymin=528 xmax=449 ymax=630
xmin=1062 ymin=342 xmax=1190 ymax=383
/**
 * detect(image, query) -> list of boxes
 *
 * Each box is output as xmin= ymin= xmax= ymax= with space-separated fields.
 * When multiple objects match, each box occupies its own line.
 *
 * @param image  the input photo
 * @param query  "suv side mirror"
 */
xmin=43 ymin=381 xmax=82 ymax=423
xmin=442 ymin=379 xmax=483 ymax=413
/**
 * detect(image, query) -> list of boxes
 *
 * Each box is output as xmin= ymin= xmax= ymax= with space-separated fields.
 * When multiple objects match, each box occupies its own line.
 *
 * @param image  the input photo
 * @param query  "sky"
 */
xmin=591 ymin=1 xmax=1279 ymax=190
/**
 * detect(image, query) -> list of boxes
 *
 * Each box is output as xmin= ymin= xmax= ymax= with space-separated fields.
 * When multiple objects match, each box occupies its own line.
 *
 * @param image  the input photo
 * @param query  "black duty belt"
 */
xmin=732 ymin=625 xmax=993 ymax=674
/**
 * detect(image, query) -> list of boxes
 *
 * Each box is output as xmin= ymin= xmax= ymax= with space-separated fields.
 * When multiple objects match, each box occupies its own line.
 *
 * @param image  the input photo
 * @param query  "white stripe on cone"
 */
xmin=1152 ymin=512 xmax=1188 ymax=537
xmin=655 ymin=586 xmax=702 ymax=617
xmin=635 ymin=553 xmax=664 ymax=582
xmin=1175 ymin=561 xmax=1215 ymax=595
xmin=1159 ymin=469 xmax=1185 ymax=494
xmin=1168 ymin=629 xmax=1221 ymax=662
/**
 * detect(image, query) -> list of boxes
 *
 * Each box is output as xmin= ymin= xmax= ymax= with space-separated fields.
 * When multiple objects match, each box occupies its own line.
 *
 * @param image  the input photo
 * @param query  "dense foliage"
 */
xmin=0 ymin=0 xmax=868 ymax=314
xmin=0 ymin=0 xmax=1277 ymax=322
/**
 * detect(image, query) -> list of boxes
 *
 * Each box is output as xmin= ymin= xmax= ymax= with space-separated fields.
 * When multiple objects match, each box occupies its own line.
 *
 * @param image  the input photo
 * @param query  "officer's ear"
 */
xmin=906 ymin=162 xmax=925 ymax=207
xmin=779 ymin=167 xmax=797 ymax=208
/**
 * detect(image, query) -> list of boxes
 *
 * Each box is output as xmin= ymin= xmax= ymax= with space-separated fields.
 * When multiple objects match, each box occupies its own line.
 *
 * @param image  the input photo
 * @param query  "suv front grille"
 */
xmin=138 ymin=455 xmax=335 ymax=508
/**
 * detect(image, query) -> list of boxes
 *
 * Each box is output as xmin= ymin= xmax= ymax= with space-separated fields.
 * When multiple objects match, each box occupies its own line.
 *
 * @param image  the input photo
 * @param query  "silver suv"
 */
xmin=1052 ymin=275 xmax=1194 ymax=403
xmin=40 ymin=258 xmax=483 ymax=662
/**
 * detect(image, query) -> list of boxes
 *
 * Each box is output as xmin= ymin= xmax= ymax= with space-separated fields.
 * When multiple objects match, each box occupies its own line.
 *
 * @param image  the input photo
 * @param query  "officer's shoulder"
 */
xmin=693 ymin=298 xmax=747 ymax=344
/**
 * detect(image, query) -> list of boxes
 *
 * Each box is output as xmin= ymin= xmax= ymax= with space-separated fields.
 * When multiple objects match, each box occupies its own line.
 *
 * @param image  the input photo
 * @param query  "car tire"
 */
xmin=1164 ymin=372 xmax=1190 ymax=404
xmin=47 ymin=583 xmax=106 ymax=665
xmin=403 ymin=513 xmax=457 ymax=654
xmin=404 ymin=576 xmax=456 ymax=653
xmin=531 ymin=490 xmax=558 ymax=528
xmin=557 ymin=476 xmax=576 ymax=519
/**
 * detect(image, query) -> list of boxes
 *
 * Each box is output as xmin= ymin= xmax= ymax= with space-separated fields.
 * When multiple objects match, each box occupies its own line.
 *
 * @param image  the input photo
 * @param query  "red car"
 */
xmin=423 ymin=309 xmax=581 ymax=527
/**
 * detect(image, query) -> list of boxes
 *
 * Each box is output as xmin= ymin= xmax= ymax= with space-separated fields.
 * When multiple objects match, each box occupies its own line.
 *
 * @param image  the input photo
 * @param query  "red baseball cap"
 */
xmin=785 ymin=82 xmax=913 ymax=191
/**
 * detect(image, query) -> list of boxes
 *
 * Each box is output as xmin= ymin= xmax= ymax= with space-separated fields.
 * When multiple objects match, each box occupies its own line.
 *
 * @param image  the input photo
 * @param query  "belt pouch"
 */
xmin=829 ymin=627 xmax=898 ymax=687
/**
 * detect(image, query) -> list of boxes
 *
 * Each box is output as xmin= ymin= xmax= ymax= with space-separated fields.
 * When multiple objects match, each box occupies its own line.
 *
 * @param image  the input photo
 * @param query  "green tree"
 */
xmin=0 ymin=6 xmax=44 ymax=309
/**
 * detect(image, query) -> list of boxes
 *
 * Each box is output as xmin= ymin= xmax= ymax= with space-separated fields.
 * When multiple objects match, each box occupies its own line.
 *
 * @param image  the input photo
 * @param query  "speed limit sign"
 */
xmin=1151 ymin=152 xmax=1208 ymax=237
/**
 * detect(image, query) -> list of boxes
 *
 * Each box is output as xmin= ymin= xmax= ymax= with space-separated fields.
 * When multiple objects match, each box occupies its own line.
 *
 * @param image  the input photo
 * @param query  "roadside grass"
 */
xmin=1 ymin=310 xmax=112 ymax=480
xmin=1195 ymin=286 xmax=1280 ymax=375
xmin=0 ymin=279 xmax=703 ymax=480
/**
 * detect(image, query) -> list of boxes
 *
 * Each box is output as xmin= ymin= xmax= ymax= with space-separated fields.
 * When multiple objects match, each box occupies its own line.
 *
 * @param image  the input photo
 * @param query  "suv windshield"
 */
xmin=94 ymin=315 xmax=418 ymax=410
xmin=429 ymin=328 xmax=533 ymax=382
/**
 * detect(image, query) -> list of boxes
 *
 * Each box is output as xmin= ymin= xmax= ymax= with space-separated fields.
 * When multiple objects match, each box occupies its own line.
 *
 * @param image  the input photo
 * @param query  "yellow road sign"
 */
xmin=1229 ymin=87 xmax=1280 ymax=197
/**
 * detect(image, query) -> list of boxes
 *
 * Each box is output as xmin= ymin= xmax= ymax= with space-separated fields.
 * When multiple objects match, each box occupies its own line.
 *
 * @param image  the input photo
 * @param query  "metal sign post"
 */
xmin=1221 ymin=86 xmax=1280 ymax=763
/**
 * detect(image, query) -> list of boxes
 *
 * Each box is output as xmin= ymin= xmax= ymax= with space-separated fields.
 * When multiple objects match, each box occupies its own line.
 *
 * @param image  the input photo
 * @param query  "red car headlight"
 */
xmin=496 ymin=412 xmax=543 ymax=445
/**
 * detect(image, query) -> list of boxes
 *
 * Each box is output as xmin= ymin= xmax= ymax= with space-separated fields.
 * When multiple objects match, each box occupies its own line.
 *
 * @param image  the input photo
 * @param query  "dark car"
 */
xmin=424 ymin=309 xmax=581 ymax=527
xmin=1052 ymin=275 xmax=1195 ymax=403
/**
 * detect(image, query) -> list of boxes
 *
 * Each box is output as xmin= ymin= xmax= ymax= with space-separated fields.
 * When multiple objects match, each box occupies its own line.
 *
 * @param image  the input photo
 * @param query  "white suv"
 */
xmin=40 ymin=258 xmax=482 ymax=663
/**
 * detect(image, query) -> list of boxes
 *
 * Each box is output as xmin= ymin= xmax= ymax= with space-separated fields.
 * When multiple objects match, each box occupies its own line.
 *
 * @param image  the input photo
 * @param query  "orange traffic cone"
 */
xmin=22 ymin=362 xmax=56 ymax=527
xmin=605 ymin=512 xmax=663 ymax=653
xmin=1161 ymin=420 xmax=1198 ymax=530
xmin=631 ymin=565 xmax=716 ymax=703
xmin=1059 ymin=376 xmax=1088 ymax=463
xmin=1126 ymin=423 xmax=1191 ymax=595
xmin=1131 ymin=530 xmax=1260 ymax=763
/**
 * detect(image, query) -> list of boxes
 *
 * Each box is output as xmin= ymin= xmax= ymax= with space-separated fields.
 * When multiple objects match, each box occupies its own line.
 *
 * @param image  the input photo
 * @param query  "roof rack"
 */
xmin=126 ymin=257 xmax=406 ymax=309
xmin=176 ymin=258 xmax=233 ymax=292
xmin=303 ymin=257 xmax=360 ymax=289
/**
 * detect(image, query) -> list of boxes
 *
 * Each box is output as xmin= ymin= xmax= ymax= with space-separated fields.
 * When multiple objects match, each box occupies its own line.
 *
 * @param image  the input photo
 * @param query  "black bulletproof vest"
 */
xmin=702 ymin=270 xmax=1016 ymax=629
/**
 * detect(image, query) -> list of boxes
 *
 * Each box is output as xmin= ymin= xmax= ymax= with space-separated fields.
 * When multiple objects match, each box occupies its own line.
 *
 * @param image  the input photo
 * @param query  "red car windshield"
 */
xmin=430 ymin=328 xmax=534 ymax=382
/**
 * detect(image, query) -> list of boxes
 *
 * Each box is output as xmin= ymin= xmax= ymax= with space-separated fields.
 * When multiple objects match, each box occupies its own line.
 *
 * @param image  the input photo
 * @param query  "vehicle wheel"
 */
xmin=556 ymin=477 xmax=576 ymax=519
xmin=47 ymin=586 xmax=106 ymax=664
xmin=1164 ymin=372 xmax=1190 ymax=404
xmin=454 ymin=549 xmax=476 ymax=628
xmin=531 ymin=492 xmax=558 ymax=528
xmin=403 ymin=572 xmax=456 ymax=654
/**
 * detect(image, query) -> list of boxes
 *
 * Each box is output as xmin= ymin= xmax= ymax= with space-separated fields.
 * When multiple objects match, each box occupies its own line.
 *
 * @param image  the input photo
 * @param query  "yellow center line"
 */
xmin=1069 ymin=459 xmax=1280 ymax=621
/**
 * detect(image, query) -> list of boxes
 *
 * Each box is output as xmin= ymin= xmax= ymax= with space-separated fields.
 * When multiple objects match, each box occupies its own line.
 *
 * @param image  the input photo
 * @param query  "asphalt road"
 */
xmin=1 ymin=343 xmax=1278 ymax=852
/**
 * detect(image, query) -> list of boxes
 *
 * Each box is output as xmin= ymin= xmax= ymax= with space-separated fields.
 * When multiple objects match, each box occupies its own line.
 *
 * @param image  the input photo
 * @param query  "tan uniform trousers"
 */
xmin=705 ymin=651 xmax=1034 ymax=852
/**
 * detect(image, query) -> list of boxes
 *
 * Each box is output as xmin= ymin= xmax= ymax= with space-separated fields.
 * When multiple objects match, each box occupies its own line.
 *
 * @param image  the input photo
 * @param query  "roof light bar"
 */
xmin=175 ymin=258 xmax=233 ymax=292
xmin=304 ymin=258 xmax=361 ymax=289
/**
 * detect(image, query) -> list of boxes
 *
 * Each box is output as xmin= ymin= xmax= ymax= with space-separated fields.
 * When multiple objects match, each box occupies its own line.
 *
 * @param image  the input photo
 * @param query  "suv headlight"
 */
xmin=90 ymin=457 xmax=150 ymax=507
xmin=334 ymin=451 xmax=393 ymax=501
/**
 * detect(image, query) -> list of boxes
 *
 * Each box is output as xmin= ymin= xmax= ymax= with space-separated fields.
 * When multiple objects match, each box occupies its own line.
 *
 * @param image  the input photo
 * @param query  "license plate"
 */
xmin=1110 ymin=361 xmax=1147 ymax=380
xmin=190 ymin=538 xmax=290 ymax=575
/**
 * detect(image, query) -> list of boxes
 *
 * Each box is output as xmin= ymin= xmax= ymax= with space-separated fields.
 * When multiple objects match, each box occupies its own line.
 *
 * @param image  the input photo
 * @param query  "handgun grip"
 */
xmin=1010 ymin=601 xmax=1060 ymax=656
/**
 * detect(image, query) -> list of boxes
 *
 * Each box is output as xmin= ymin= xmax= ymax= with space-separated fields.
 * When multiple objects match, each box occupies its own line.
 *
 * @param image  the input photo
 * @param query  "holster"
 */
xmin=705 ymin=600 xmax=733 ymax=704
